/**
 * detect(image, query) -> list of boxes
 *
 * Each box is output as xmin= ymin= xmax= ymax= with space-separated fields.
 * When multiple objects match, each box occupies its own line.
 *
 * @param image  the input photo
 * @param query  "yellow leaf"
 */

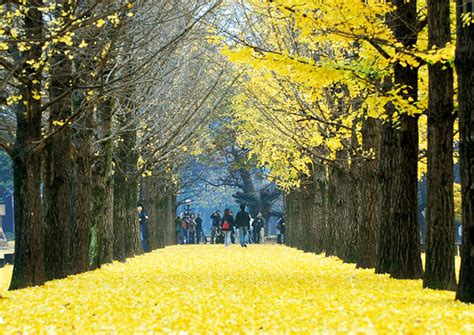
xmin=95 ymin=18 xmax=106 ymax=28
xmin=32 ymin=90 xmax=41 ymax=100
xmin=79 ymin=40 xmax=88 ymax=48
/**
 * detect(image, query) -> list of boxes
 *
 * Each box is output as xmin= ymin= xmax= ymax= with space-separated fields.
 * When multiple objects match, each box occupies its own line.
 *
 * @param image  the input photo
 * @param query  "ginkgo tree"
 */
xmin=216 ymin=0 xmax=462 ymax=288
xmin=0 ymin=0 xmax=229 ymax=290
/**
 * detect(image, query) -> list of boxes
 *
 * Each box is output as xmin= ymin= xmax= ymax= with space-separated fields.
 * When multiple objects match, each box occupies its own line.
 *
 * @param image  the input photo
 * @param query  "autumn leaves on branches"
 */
xmin=216 ymin=0 xmax=474 ymax=302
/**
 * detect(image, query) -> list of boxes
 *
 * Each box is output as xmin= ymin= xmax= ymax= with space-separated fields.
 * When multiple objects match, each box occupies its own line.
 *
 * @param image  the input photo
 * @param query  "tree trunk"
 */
xmin=44 ymin=7 xmax=73 ymax=279
xmin=326 ymin=167 xmax=337 ymax=256
xmin=156 ymin=193 xmax=170 ymax=249
xmin=376 ymin=0 xmax=423 ymax=279
xmin=300 ymin=171 xmax=316 ymax=253
xmin=141 ymin=174 xmax=177 ymax=251
xmin=238 ymin=167 xmax=259 ymax=216
xmin=9 ymin=1 xmax=45 ymax=290
xmin=390 ymin=112 xmax=423 ymax=279
xmin=347 ymin=152 xmax=360 ymax=264
xmin=89 ymin=98 xmax=114 ymax=269
xmin=113 ymin=171 xmax=127 ymax=261
xmin=357 ymin=118 xmax=381 ymax=268
xmin=423 ymin=0 xmax=456 ymax=290
xmin=284 ymin=193 xmax=293 ymax=246
xmin=113 ymin=107 xmax=140 ymax=260
xmin=312 ymin=164 xmax=327 ymax=254
xmin=286 ymin=190 xmax=302 ymax=249
xmin=124 ymin=175 xmax=140 ymax=256
xmin=455 ymin=0 xmax=474 ymax=303
xmin=328 ymin=151 xmax=358 ymax=262
xmin=142 ymin=176 xmax=158 ymax=251
xmin=376 ymin=108 xmax=398 ymax=273
xmin=69 ymin=109 xmax=93 ymax=274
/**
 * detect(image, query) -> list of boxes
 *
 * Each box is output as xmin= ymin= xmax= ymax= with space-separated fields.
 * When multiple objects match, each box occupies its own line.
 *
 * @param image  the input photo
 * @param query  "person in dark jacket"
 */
xmin=252 ymin=212 xmax=265 ymax=244
xmin=188 ymin=214 xmax=197 ymax=244
xmin=220 ymin=208 xmax=234 ymax=247
xmin=235 ymin=204 xmax=251 ymax=247
xmin=195 ymin=213 xmax=203 ymax=244
xmin=175 ymin=215 xmax=181 ymax=244
xmin=137 ymin=204 xmax=150 ymax=252
xmin=277 ymin=216 xmax=285 ymax=244
xmin=230 ymin=209 xmax=236 ymax=243
xmin=210 ymin=210 xmax=221 ymax=244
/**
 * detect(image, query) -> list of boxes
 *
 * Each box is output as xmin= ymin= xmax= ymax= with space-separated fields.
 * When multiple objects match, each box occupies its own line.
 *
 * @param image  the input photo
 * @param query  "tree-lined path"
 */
xmin=1 ymin=0 xmax=474 ymax=332
xmin=1 ymin=245 xmax=473 ymax=334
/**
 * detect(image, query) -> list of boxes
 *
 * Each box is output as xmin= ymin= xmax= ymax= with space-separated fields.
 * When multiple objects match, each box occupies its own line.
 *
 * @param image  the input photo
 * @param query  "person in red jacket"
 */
xmin=220 ymin=208 xmax=235 ymax=247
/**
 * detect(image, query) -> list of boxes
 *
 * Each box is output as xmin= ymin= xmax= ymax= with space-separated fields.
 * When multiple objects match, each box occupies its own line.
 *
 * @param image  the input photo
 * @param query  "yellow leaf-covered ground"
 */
xmin=0 ymin=245 xmax=473 ymax=334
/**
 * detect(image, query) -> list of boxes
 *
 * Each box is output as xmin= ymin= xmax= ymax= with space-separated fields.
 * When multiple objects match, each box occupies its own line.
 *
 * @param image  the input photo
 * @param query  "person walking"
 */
xmin=188 ymin=214 xmax=197 ymax=244
xmin=277 ymin=216 xmax=285 ymax=244
xmin=179 ymin=214 xmax=188 ymax=245
xmin=210 ymin=210 xmax=221 ymax=244
xmin=252 ymin=212 xmax=265 ymax=244
xmin=137 ymin=204 xmax=150 ymax=252
xmin=235 ymin=204 xmax=251 ymax=247
xmin=230 ymin=209 xmax=236 ymax=244
xmin=220 ymin=208 xmax=234 ymax=247
xmin=175 ymin=214 xmax=181 ymax=244
xmin=195 ymin=213 xmax=203 ymax=244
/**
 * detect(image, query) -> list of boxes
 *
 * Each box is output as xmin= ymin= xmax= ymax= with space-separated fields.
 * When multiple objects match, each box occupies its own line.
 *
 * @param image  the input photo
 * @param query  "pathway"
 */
xmin=0 ymin=245 xmax=473 ymax=333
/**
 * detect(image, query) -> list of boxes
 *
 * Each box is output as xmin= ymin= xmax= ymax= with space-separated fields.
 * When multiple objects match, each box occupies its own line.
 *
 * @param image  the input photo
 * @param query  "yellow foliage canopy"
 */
xmin=217 ymin=0 xmax=457 ymax=188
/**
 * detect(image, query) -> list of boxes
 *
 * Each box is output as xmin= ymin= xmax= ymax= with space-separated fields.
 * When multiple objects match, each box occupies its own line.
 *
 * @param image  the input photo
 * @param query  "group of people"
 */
xmin=175 ymin=213 xmax=204 ymax=245
xmin=209 ymin=205 xmax=268 ymax=246
xmin=143 ymin=202 xmax=286 ymax=249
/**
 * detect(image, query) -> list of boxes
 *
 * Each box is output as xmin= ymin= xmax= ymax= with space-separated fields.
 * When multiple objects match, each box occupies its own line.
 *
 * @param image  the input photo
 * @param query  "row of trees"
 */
xmin=0 ymin=0 xmax=230 ymax=289
xmin=218 ymin=0 xmax=473 ymax=302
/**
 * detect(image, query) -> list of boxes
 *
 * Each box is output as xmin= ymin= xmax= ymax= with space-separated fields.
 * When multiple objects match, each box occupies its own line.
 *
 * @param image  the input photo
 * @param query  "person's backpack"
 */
xmin=222 ymin=220 xmax=230 ymax=230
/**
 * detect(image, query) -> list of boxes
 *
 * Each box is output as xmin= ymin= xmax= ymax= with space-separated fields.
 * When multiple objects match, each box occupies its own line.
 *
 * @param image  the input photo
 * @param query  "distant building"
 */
xmin=0 ymin=192 xmax=14 ymax=235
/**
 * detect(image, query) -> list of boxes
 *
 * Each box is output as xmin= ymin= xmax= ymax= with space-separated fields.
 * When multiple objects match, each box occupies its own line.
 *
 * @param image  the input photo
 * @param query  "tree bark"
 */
xmin=69 ymin=109 xmax=93 ymax=274
xmin=300 ymin=170 xmax=316 ymax=253
xmin=455 ymin=0 xmax=474 ymax=303
xmin=141 ymin=173 xmax=177 ymax=251
xmin=10 ymin=1 xmax=46 ymax=290
xmin=423 ymin=0 xmax=457 ymax=290
xmin=113 ymin=171 xmax=127 ymax=261
xmin=357 ymin=118 xmax=381 ymax=268
xmin=312 ymin=164 xmax=327 ymax=254
xmin=326 ymin=166 xmax=337 ymax=256
xmin=328 ymin=151 xmax=358 ymax=262
xmin=284 ymin=193 xmax=293 ymax=247
xmin=124 ymin=175 xmax=140 ymax=256
xmin=286 ymin=190 xmax=302 ymax=249
xmin=376 ymin=120 xmax=395 ymax=274
xmin=113 ymin=105 xmax=140 ymax=260
xmin=89 ymin=98 xmax=114 ymax=269
xmin=390 ymin=112 xmax=423 ymax=279
xmin=142 ymin=176 xmax=157 ymax=250
xmin=376 ymin=0 xmax=423 ymax=279
xmin=44 ymin=3 xmax=73 ymax=279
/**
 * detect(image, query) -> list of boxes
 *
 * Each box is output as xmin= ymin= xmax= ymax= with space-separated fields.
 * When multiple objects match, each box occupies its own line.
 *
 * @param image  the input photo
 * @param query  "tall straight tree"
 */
xmin=44 ymin=0 xmax=73 ymax=281
xmin=423 ymin=0 xmax=457 ymax=290
xmin=389 ymin=0 xmax=423 ymax=279
xmin=357 ymin=117 xmax=381 ymax=269
xmin=455 ymin=0 xmax=474 ymax=303
xmin=89 ymin=96 xmax=115 ymax=269
xmin=376 ymin=0 xmax=423 ymax=279
xmin=9 ymin=1 xmax=46 ymax=290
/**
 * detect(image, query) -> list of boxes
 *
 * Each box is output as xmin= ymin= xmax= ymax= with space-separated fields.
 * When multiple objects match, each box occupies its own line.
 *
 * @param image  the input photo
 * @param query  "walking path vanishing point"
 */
xmin=1 ymin=245 xmax=473 ymax=334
